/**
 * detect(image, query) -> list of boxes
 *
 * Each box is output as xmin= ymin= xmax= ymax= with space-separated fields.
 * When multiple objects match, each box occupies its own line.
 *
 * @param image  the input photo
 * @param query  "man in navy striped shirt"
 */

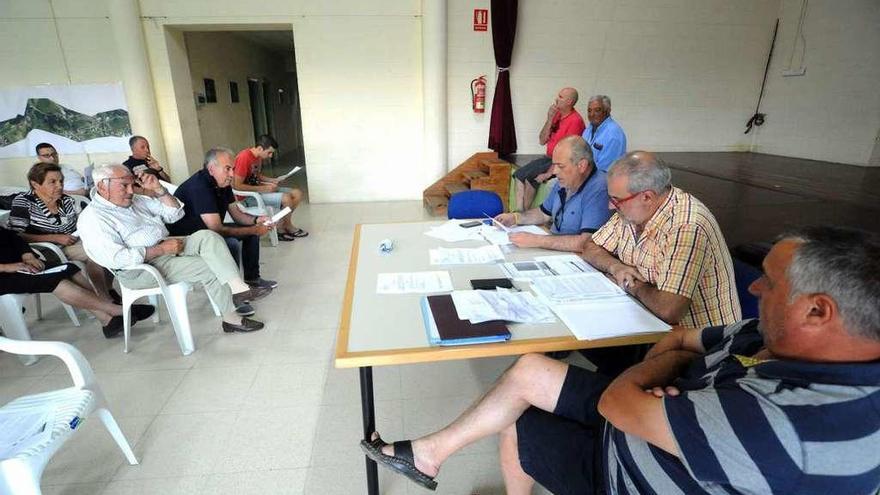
xmin=362 ymin=226 xmax=880 ymax=494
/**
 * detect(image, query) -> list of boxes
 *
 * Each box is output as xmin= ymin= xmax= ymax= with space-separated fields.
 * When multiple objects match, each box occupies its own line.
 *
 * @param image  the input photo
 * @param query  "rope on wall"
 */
xmin=745 ymin=18 xmax=779 ymax=135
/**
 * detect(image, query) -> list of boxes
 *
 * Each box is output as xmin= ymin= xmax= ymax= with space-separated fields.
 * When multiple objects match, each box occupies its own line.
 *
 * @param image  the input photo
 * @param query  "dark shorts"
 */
xmin=513 ymin=156 xmax=552 ymax=188
xmin=579 ymin=344 xmax=651 ymax=379
xmin=0 ymin=262 xmax=79 ymax=295
xmin=516 ymin=365 xmax=611 ymax=495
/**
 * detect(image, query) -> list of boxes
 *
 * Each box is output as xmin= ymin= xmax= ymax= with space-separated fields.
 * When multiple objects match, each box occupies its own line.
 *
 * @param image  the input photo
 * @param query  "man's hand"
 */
xmin=546 ymin=102 xmax=558 ymax=120
xmin=261 ymin=183 xmax=279 ymax=193
xmin=644 ymin=385 xmax=681 ymax=398
xmin=51 ymin=234 xmax=78 ymax=246
xmin=1 ymin=262 xmax=36 ymax=273
xmin=608 ymin=262 xmax=646 ymax=290
xmin=535 ymin=171 xmax=555 ymax=183
xmin=21 ymin=253 xmax=44 ymax=272
xmin=509 ymin=232 xmax=542 ymax=248
xmin=251 ymin=223 xmax=272 ymax=236
xmin=158 ymin=238 xmax=185 ymax=256
xmin=494 ymin=212 xmax=517 ymax=227
xmin=136 ymin=171 xmax=166 ymax=195
xmin=146 ymin=154 xmax=162 ymax=171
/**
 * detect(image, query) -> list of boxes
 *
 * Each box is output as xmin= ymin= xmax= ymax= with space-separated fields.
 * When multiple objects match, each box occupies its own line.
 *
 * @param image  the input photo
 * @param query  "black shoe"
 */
xmin=222 ymin=317 xmax=265 ymax=333
xmin=235 ymin=303 xmax=256 ymax=317
xmin=102 ymin=305 xmax=155 ymax=339
xmin=232 ymin=286 xmax=272 ymax=306
xmin=245 ymin=277 xmax=278 ymax=289
xmin=102 ymin=316 xmax=124 ymax=338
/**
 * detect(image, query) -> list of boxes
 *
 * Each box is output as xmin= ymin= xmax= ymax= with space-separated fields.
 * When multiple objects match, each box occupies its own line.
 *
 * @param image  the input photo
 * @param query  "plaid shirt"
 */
xmin=592 ymin=187 xmax=740 ymax=328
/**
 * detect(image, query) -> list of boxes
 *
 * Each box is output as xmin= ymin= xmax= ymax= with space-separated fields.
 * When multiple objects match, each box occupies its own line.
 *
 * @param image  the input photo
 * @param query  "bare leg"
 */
xmin=521 ymin=181 xmax=537 ymax=211
xmin=380 ymin=353 xmax=568 ymax=477
xmin=514 ymin=180 xmax=526 ymax=212
xmin=499 ymin=424 xmax=535 ymax=495
xmin=280 ymin=189 xmax=303 ymax=233
xmin=84 ymin=259 xmax=112 ymax=299
xmin=52 ymin=279 xmax=122 ymax=325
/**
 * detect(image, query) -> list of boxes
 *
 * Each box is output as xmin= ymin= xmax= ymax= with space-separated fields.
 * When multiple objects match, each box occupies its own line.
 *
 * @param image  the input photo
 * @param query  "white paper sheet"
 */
xmin=500 ymin=260 xmax=557 ymax=280
xmin=424 ymin=220 xmax=487 ymax=242
xmin=530 ymin=273 xmax=624 ymax=304
xmin=376 ymin=271 xmax=454 ymax=294
xmin=0 ymin=408 xmax=55 ymax=459
xmin=551 ymin=299 xmax=671 ymax=340
xmin=451 ymin=289 xmax=555 ymax=324
xmin=276 ymin=166 xmax=302 ymax=181
xmin=265 ymin=206 xmax=292 ymax=225
xmin=429 ymin=245 xmax=505 ymax=265
xmin=510 ymin=225 xmax=550 ymax=236
xmin=16 ymin=265 xmax=69 ymax=276
xmin=534 ymin=254 xmax=596 ymax=275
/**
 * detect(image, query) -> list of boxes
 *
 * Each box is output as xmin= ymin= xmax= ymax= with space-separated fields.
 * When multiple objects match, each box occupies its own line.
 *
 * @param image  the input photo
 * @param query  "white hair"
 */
xmin=91 ymin=163 xmax=131 ymax=183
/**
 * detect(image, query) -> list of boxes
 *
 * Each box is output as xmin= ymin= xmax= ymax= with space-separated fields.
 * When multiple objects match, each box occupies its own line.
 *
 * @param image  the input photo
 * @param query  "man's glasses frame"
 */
xmin=609 ymin=190 xmax=647 ymax=208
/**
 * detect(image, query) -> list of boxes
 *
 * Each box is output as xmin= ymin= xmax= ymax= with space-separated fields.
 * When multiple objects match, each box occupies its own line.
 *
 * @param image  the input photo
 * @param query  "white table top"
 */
xmin=334 ymin=221 xmax=666 ymax=368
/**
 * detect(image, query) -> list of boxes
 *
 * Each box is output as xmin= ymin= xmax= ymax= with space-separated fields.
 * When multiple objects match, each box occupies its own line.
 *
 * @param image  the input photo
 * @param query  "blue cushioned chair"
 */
xmin=447 ymin=190 xmax=504 ymax=219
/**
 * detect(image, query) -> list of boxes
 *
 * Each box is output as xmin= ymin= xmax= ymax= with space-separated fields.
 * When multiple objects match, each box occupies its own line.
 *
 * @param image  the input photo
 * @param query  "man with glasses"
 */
xmin=77 ymin=164 xmax=270 ymax=334
xmin=580 ymin=151 xmax=741 ymax=376
xmin=35 ymin=143 xmax=87 ymax=196
xmin=494 ymin=135 xmax=611 ymax=252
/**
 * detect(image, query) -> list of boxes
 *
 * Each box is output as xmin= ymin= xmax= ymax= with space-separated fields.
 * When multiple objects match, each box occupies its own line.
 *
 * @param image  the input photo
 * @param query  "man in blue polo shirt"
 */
xmin=361 ymin=226 xmax=880 ymax=494
xmin=494 ymin=135 xmax=611 ymax=252
xmin=582 ymin=94 xmax=627 ymax=172
xmin=168 ymin=148 xmax=278 ymax=301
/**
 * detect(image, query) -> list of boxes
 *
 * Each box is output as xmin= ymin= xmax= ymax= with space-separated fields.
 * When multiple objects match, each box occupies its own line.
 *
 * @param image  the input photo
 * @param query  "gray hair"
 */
xmin=559 ymin=135 xmax=594 ymax=168
xmin=91 ymin=163 xmax=131 ymax=183
xmin=203 ymin=147 xmax=235 ymax=169
xmin=607 ymin=151 xmax=672 ymax=194
xmin=588 ymin=94 xmax=611 ymax=112
xmin=782 ymin=227 xmax=880 ymax=341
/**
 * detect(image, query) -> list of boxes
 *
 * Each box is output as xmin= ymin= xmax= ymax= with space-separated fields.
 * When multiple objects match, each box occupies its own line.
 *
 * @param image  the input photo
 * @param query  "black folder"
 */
xmin=421 ymin=294 xmax=511 ymax=346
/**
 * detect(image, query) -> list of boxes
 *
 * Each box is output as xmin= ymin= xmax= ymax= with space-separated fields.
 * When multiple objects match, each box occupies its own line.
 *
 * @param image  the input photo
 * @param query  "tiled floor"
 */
xmin=1 ymin=201 xmax=552 ymax=495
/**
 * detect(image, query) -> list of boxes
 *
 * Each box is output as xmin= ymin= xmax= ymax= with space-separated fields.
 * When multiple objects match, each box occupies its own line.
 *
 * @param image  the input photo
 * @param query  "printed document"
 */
xmin=429 ymin=245 xmax=505 ymax=265
xmin=276 ymin=166 xmax=302 ymax=181
xmin=534 ymin=254 xmax=596 ymax=275
xmin=451 ymin=289 xmax=555 ymax=324
xmin=377 ymin=271 xmax=453 ymax=294
xmin=530 ymin=273 xmax=624 ymax=304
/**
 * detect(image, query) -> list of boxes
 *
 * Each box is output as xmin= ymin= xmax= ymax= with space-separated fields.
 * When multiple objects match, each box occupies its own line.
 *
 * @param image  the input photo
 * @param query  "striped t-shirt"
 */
xmin=604 ymin=319 xmax=880 ymax=494
xmin=8 ymin=192 xmax=78 ymax=235
xmin=592 ymin=186 xmax=741 ymax=328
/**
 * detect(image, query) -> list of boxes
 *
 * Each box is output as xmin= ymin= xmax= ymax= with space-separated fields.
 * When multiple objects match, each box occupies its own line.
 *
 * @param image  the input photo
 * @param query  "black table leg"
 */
xmin=360 ymin=366 xmax=379 ymax=495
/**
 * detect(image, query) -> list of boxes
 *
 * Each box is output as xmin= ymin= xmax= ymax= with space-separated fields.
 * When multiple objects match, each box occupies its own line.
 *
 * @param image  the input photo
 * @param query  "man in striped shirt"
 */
xmin=362 ymin=226 xmax=880 ymax=494
xmin=579 ymin=151 xmax=741 ymax=376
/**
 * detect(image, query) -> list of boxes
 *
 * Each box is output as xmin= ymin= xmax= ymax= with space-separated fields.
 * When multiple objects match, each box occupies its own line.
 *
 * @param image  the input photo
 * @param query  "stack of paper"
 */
xmin=500 ymin=260 xmax=557 ymax=280
xmin=429 ymin=245 xmax=505 ymax=265
xmin=450 ymin=289 xmax=555 ymax=324
xmin=530 ymin=273 xmax=625 ymax=304
xmin=376 ymin=271 xmax=454 ymax=294
xmin=534 ymin=254 xmax=596 ymax=275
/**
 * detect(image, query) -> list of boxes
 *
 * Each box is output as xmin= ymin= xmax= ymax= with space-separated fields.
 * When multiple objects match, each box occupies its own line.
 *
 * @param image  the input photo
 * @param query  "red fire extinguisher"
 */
xmin=471 ymin=76 xmax=486 ymax=113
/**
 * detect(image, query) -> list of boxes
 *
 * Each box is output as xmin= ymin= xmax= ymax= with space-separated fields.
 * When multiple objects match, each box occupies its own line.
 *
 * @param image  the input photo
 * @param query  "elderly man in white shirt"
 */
xmin=77 ymin=164 xmax=269 ymax=333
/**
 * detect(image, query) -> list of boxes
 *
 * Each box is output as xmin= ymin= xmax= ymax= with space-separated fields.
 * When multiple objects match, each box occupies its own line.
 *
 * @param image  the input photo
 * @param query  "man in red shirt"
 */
xmin=232 ymin=135 xmax=306 ymax=241
xmin=512 ymin=87 xmax=586 ymax=211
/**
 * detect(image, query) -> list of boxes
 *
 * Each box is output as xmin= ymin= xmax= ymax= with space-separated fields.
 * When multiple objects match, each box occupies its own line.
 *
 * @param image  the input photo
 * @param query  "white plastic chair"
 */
xmin=0 ymin=293 xmax=80 ymax=366
xmin=28 ymin=242 xmax=86 ymax=328
xmin=0 ymin=336 xmax=138 ymax=494
xmin=115 ymin=264 xmax=219 ymax=356
xmin=232 ymin=189 xmax=279 ymax=247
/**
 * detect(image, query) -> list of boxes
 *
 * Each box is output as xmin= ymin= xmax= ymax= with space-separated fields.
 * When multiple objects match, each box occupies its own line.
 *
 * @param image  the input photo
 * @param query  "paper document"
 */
xmin=430 ymin=245 xmax=505 ymax=265
xmin=424 ymin=220 xmax=488 ymax=243
xmin=533 ymin=254 xmax=595 ymax=275
xmin=0 ymin=408 xmax=56 ymax=459
xmin=377 ymin=271 xmax=453 ymax=294
xmin=451 ymin=289 xmax=555 ymax=324
xmin=16 ymin=265 xmax=69 ymax=276
xmin=510 ymin=225 xmax=549 ymax=236
xmin=484 ymin=214 xmax=510 ymax=232
xmin=276 ymin=166 xmax=302 ymax=181
xmin=500 ymin=260 xmax=557 ymax=280
xmin=552 ymin=299 xmax=670 ymax=340
xmin=531 ymin=273 xmax=624 ymax=304
xmin=265 ymin=206 xmax=292 ymax=225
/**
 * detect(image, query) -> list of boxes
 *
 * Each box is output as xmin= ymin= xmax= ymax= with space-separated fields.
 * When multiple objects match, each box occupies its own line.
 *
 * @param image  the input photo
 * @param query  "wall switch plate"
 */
xmin=782 ymin=67 xmax=806 ymax=77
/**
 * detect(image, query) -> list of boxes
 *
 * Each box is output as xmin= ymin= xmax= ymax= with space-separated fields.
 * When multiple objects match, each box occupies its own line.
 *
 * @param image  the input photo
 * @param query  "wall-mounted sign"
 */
xmin=474 ymin=9 xmax=488 ymax=31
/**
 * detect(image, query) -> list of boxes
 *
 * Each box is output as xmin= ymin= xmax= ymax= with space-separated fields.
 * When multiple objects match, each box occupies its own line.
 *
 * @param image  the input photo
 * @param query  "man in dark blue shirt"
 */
xmin=169 ymin=148 xmax=278 ymax=297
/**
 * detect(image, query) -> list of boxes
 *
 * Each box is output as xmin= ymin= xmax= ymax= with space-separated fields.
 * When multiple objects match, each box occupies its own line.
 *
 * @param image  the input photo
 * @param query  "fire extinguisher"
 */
xmin=471 ymin=76 xmax=486 ymax=113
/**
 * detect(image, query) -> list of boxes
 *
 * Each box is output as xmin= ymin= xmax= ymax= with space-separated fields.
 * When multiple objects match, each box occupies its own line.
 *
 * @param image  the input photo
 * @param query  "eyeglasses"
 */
xmin=609 ymin=191 xmax=646 ymax=208
xmin=38 ymin=152 xmax=58 ymax=158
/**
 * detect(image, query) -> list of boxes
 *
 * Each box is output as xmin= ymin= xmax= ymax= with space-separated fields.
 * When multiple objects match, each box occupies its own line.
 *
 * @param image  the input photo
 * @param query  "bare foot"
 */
xmin=373 ymin=433 xmax=440 ymax=478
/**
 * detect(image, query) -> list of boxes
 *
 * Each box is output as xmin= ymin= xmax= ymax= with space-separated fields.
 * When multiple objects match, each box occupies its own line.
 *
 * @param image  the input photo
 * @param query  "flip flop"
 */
xmin=277 ymin=233 xmax=297 ymax=241
xmin=290 ymin=228 xmax=309 ymax=238
xmin=359 ymin=434 xmax=438 ymax=490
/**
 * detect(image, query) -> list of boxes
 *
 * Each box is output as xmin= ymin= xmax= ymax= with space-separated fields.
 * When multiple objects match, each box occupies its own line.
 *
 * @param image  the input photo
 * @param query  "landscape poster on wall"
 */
xmin=0 ymin=82 xmax=132 ymax=159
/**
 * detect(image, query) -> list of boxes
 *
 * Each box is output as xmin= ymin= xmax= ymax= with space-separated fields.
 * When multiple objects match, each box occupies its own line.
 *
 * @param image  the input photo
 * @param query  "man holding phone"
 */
xmin=123 ymin=135 xmax=171 ymax=189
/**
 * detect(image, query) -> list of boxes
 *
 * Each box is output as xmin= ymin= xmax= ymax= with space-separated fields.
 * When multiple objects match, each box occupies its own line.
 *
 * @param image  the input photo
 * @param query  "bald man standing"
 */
xmin=513 ymin=87 xmax=586 ymax=211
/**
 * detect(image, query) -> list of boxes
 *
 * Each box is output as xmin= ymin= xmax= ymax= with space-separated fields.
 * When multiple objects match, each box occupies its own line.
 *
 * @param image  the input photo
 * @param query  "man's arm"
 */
xmin=582 ymin=236 xmax=628 ymax=273
xmin=232 ymin=174 xmax=276 ymax=193
xmin=510 ymin=232 xmax=590 ymax=252
xmin=538 ymin=106 xmax=558 ymax=145
xmin=200 ymin=210 xmax=270 ymax=238
xmin=598 ymin=349 xmax=701 ymax=456
xmin=627 ymin=279 xmax=693 ymax=324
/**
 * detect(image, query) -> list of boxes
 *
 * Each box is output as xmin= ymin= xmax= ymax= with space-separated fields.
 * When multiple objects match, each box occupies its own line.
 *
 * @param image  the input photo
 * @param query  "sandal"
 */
xmin=359 ymin=434 xmax=438 ymax=490
xmin=277 ymin=233 xmax=297 ymax=242
xmin=290 ymin=228 xmax=309 ymax=238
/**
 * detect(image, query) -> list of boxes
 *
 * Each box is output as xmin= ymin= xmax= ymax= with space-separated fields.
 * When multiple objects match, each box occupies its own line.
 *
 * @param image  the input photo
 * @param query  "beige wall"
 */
xmin=1 ymin=0 xmax=878 ymax=196
xmin=752 ymin=0 xmax=880 ymax=165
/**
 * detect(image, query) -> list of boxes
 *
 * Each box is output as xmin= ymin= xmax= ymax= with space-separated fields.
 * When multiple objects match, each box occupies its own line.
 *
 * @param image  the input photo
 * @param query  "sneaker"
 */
xmin=235 ymin=303 xmax=256 ymax=317
xmin=245 ymin=277 xmax=278 ymax=289
xmin=222 ymin=317 xmax=265 ymax=333
xmin=232 ymin=286 xmax=273 ymax=306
